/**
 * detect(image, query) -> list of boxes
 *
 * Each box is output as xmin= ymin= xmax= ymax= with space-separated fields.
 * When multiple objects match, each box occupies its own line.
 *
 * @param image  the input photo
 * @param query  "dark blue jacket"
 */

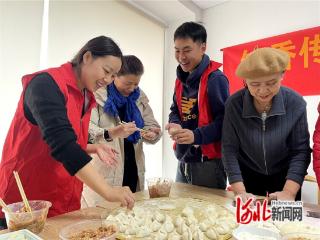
xmin=222 ymin=86 xmax=311 ymax=185
xmin=169 ymin=54 xmax=229 ymax=162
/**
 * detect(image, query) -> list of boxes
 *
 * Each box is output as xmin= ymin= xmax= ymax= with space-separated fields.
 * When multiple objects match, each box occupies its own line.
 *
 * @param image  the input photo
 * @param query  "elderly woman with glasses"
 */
xmin=222 ymin=47 xmax=311 ymax=202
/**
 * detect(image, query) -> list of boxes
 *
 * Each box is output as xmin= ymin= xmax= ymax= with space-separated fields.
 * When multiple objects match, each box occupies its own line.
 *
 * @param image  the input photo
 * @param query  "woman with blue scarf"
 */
xmin=82 ymin=55 xmax=161 ymax=207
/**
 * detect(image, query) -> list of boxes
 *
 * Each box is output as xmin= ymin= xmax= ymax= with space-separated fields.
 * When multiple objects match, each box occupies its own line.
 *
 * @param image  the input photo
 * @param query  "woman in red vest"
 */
xmin=313 ymin=103 xmax=320 ymax=189
xmin=0 ymin=36 xmax=135 ymax=227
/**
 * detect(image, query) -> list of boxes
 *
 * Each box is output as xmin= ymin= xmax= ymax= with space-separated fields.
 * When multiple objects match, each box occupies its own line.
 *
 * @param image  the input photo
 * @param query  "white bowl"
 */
xmin=281 ymin=232 xmax=320 ymax=240
xmin=233 ymin=225 xmax=281 ymax=240
xmin=0 ymin=229 xmax=43 ymax=240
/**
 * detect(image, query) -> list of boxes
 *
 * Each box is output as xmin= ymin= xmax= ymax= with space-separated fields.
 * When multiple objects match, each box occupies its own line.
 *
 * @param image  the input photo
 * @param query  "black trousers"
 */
xmin=240 ymin=164 xmax=301 ymax=200
xmin=122 ymin=139 xmax=138 ymax=193
xmin=0 ymin=218 xmax=7 ymax=230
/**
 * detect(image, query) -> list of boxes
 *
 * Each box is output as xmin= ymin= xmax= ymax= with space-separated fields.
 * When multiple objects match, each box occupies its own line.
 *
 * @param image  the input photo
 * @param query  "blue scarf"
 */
xmin=103 ymin=82 xmax=144 ymax=144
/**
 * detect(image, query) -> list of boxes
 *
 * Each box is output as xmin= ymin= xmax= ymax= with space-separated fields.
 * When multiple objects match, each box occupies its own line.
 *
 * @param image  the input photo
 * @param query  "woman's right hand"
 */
xmin=231 ymin=182 xmax=255 ymax=207
xmin=76 ymin=164 xmax=135 ymax=210
xmin=109 ymin=122 xmax=137 ymax=139
xmin=235 ymin=191 xmax=256 ymax=205
xmin=108 ymin=186 xmax=135 ymax=209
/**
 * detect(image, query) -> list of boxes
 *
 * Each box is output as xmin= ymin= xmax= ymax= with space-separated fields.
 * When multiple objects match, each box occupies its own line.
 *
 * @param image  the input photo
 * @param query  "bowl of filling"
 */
xmin=2 ymin=200 xmax=51 ymax=234
xmin=146 ymin=177 xmax=173 ymax=198
xmin=59 ymin=220 xmax=118 ymax=240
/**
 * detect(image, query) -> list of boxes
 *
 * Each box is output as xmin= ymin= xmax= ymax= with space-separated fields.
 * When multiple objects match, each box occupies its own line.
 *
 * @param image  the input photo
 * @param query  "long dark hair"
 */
xmin=71 ymin=36 xmax=122 ymax=69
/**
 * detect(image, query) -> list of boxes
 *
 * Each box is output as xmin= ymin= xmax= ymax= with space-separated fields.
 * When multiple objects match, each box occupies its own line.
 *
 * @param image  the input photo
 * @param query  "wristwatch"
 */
xmin=103 ymin=129 xmax=113 ymax=142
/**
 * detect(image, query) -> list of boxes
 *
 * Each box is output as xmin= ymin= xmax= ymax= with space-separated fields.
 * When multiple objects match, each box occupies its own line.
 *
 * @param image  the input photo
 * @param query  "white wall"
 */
xmin=0 ymin=1 xmax=43 ymax=153
xmin=202 ymin=0 xmax=320 ymax=203
xmin=0 ymin=1 xmax=165 ymax=184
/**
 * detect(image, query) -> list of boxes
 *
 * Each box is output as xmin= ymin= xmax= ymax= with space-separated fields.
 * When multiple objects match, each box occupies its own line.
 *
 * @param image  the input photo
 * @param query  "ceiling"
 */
xmin=191 ymin=0 xmax=227 ymax=10
xmin=126 ymin=0 xmax=194 ymax=25
xmin=125 ymin=0 xmax=228 ymax=26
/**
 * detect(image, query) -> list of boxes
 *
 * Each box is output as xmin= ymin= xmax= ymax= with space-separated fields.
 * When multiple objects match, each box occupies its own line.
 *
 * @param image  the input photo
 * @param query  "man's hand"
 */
xmin=95 ymin=144 xmax=118 ymax=166
xmin=170 ymin=129 xmax=194 ymax=144
xmin=165 ymin=123 xmax=182 ymax=136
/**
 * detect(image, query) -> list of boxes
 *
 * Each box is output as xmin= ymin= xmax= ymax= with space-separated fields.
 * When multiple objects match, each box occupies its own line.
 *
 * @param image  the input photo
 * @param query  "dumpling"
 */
xmin=217 ymin=208 xmax=229 ymax=217
xmin=182 ymin=227 xmax=192 ymax=240
xmin=189 ymin=223 xmax=198 ymax=233
xmin=168 ymin=231 xmax=181 ymax=240
xmin=208 ymin=216 xmax=217 ymax=226
xmin=186 ymin=215 xmax=198 ymax=226
xmin=115 ymin=212 xmax=128 ymax=224
xmin=174 ymin=215 xmax=184 ymax=227
xmin=133 ymin=206 xmax=144 ymax=217
xmin=193 ymin=228 xmax=205 ymax=240
xmin=144 ymin=217 xmax=153 ymax=228
xmin=205 ymin=227 xmax=218 ymax=240
xmin=204 ymin=205 xmax=218 ymax=218
xmin=182 ymin=206 xmax=194 ymax=217
xmin=199 ymin=221 xmax=209 ymax=232
xmin=105 ymin=215 xmax=116 ymax=222
xmin=176 ymin=222 xmax=189 ymax=235
xmin=134 ymin=216 xmax=144 ymax=226
xmin=151 ymin=220 xmax=162 ymax=232
xmin=118 ymin=223 xmax=126 ymax=233
xmin=144 ymin=211 xmax=154 ymax=221
xmin=206 ymin=205 xmax=217 ymax=215
xmin=160 ymin=202 xmax=176 ymax=210
xmin=155 ymin=211 xmax=165 ymax=223
xmin=124 ymin=227 xmax=136 ymax=235
xmin=164 ymin=221 xmax=175 ymax=233
xmin=223 ymin=217 xmax=237 ymax=229
xmin=128 ymin=220 xmax=138 ymax=230
xmin=214 ymin=223 xmax=230 ymax=235
xmin=136 ymin=226 xmax=151 ymax=237
xmin=156 ymin=228 xmax=168 ymax=240
xmin=165 ymin=214 xmax=173 ymax=222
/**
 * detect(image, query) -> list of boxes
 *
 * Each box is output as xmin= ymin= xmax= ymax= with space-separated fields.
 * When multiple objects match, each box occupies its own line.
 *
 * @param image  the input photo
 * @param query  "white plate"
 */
xmin=0 ymin=229 xmax=43 ymax=240
xmin=233 ymin=225 xmax=281 ymax=240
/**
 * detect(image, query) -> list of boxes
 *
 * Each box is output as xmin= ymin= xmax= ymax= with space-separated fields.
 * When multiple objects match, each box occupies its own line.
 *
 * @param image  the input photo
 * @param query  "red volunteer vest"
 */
xmin=175 ymin=60 xmax=222 ymax=159
xmin=0 ymin=63 xmax=96 ymax=217
xmin=313 ymin=103 xmax=320 ymax=185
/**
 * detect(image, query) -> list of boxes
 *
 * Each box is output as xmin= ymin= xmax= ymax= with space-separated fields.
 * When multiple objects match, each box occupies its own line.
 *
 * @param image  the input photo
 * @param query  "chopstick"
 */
xmin=120 ymin=121 xmax=147 ymax=133
xmin=0 ymin=198 xmax=18 ymax=221
xmin=0 ymin=198 xmax=11 ymax=213
xmin=13 ymin=171 xmax=32 ymax=213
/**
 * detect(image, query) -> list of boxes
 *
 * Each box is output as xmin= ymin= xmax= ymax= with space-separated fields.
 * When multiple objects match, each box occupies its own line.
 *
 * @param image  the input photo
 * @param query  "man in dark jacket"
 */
xmin=166 ymin=22 xmax=229 ymax=189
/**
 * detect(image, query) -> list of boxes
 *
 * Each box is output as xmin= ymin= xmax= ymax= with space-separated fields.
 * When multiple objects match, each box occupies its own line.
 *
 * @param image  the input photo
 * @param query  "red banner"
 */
xmin=221 ymin=26 xmax=320 ymax=96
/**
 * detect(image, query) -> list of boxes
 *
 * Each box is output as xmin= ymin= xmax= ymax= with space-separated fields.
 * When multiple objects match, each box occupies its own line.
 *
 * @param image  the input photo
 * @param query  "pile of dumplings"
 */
xmin=105 ymin=198 xmax=238 ymax=240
